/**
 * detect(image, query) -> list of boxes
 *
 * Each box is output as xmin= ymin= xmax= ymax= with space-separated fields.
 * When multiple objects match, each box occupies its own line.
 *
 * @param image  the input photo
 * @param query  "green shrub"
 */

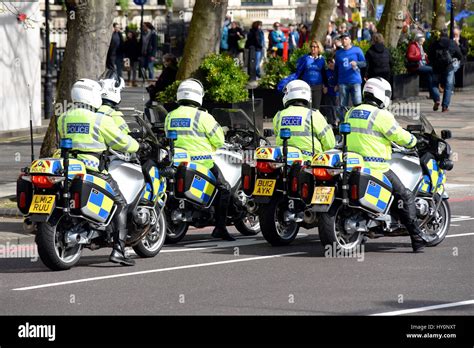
xmin=198 ymin=53 xmax=249 ymax=103
xmin=259 ymin=56 xmax=291 ymax=89
xmin=353 ymin=40 xmax=371 ymax=55
xmin=156 ymin=80 xmax=181 ymax=104
xmin=389 ymin=41 xmax=408 ymax=75
xmin=461 ymin=27 xmax=474 ymax=60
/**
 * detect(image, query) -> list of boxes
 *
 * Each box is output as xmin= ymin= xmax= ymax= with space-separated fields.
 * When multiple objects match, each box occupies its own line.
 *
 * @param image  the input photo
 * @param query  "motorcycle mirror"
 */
xmin=167 ymin=130 xmax=178 ymax=140
xmin=263 ymin=128 xmax=274 ymax=137
xmin=280 ymin=128 xmax=291 ymax=140
xmin=441 ymin=130 xmax=452 ymax=140
xmin=339 ymin=123 xmax=351 ymax=135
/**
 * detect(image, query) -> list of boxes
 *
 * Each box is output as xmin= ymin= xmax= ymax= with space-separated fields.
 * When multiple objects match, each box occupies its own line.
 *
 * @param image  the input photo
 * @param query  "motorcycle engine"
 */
xmin=415 ymin=198 xmax=430 ymax=217
xmin=133 ymin=206 xmax=152 ymax=226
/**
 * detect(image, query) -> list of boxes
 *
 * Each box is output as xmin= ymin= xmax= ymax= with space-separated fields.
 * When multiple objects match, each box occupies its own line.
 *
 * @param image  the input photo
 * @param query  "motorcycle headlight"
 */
xmin=438 ymin=141 xmax=446 ymax=156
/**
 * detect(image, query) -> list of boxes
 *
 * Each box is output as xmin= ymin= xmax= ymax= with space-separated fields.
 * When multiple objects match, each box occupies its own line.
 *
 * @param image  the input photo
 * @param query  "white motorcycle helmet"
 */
xmin=70 ymin=78 xmax=102 ymax=110
xmin=282 ymin=79 xmax=311 ymax=108
xmin=177 ymin=79 xmax=204 ymax=106
xmin=363 ymin=77 xmax=392 ymax=109
xmin=98 ymin=70 xmax=125 ymax=105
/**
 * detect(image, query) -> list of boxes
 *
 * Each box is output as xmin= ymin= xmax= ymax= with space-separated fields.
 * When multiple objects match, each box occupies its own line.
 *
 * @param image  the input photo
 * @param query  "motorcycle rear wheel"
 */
xmin=259 ymin=194 xmax=299 ymax=246
xmin=36 ymin=216 xmax=83 ymax=271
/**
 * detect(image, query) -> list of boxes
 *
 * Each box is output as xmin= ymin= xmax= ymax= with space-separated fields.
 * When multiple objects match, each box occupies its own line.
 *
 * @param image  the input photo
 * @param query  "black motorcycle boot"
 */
xmin=211 ymin=226 xmax=236 ymax=241
xmin=110 ymin=229 xmax=135 ymax=266
xmin=410 ymin=234 xmax=426 ymax=253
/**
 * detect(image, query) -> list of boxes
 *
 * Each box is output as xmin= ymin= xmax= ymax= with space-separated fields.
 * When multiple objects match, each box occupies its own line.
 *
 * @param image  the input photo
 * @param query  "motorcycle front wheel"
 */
xmin=259 ymin=193 xmax=299 ymax=246
xmin=133 ymin=208 xmax=167 ymax=257
xmin=36 ymin=216 xmax=83 ymax=271
xmin=424 ymin=199 xmax=451 ymax=247
xmin=234 ymin=214 xmax=260 ymax=236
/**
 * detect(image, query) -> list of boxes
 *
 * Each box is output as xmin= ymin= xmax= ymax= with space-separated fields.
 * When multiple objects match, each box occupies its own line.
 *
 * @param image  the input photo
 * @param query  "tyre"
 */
xmin=234 ymin=214 xmax=260 ymax=236
xmin=424 ymin=199 xmax=451 ymax=247
xmin=35 ymin=216 xmax=83 ymax=271
xmin=133 ymin=209 xmax=167 ymax=258
xmin=318 ymin=202 xmax=364 ymax=253
xmin=164 ymin=208 xmax=189 ymax=244
xmin=259 ymin=194 xmax=299 ymax=246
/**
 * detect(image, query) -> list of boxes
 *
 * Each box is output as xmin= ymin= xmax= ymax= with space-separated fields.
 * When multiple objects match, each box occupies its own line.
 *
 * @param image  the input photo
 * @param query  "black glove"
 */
xmin=139 ymin=142 xmax=151 ymax=152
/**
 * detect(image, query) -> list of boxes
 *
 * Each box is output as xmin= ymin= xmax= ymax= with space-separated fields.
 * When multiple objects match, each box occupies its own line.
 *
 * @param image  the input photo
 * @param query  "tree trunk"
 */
xmin=40 ymin=0 xmax=115 ymax=158
xmin=376 ymin=0 xmax=408 ymax=48
xmin=432 ymin=0 xmax=447 ymax=32
xmin=310 ymin=0 xmax=336 ymax=44
xmin=176 ymin=0 xmax=228 ymax=80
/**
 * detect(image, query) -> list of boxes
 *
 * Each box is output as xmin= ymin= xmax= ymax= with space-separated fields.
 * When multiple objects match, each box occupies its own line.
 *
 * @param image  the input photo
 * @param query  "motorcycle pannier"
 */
xmin=69 ymin=174 xmax=116 ymax=223
xmin=349 ymin=167 xmax=393 ymax=214
xmin=175 ymin=163 xmax=217 ymax=207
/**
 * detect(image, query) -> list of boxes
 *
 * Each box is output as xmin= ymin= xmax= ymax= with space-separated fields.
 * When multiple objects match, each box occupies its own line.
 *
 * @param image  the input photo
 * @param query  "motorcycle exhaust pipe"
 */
xmin=246 ymin=199 xmax=258 ymax=213
xmin=303 ymin=208 xmax=317 ymax=225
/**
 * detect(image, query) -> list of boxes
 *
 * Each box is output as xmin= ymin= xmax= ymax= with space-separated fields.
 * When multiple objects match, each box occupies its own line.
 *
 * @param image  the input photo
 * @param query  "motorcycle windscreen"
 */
xmin=349 ymin=168 xmax=393 ymax=214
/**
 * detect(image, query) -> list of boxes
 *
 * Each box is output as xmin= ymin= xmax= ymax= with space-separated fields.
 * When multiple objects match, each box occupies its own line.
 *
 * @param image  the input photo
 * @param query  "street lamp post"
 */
xmin=44 ymin=0 xmax=53 ymax=120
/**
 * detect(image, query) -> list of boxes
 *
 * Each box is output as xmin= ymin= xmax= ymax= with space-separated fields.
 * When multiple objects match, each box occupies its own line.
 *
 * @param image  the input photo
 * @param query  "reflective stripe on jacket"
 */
xmin=344 ymin=104 xmax=416 ymax=172
xmin=273 ymin=105 xmax=336 ymax=160
xmin=57 ymin=107 xmax=139 ymax=172
xmin=97 ymin=104 xmax=131 ymax=135
xmin=165 ymin=105 xmax=225 ymax=169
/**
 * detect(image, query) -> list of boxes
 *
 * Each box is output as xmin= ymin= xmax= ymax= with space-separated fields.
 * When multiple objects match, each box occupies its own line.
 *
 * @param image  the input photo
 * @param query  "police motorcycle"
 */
xmin=16 ymin=115 xmax=168 ymax=271
xmin=241 ymin=126 xmax=321 ymax=246
xmin=298 ymin=114 xmax=453 ymax=252
xmin=158 ymin=108 xmax=267 ymax=244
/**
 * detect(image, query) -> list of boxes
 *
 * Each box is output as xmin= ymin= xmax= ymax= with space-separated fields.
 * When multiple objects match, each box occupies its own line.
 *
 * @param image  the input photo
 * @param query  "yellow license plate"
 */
xmin=252 ymin=179 xmax=276 ymax=196
xmin=29 ymin=195 xmax=56 ymax=214
xmin=311 ymin=187 xmax=335 ymax=204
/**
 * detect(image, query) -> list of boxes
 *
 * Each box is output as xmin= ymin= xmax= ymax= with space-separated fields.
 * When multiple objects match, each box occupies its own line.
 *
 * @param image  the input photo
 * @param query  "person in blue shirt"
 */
xmin=220 ymin=23 xmax=229 ymax=53
xmin=288 ymin=23 xmax=299 ymax=55
xmin=334 ymin=32 xmax=366 ymax=107
xmin=270 ymin=22 xmax=286 ymax=57
xmin=321 ymin=53 xmax=339 ymax=125
xmin=295 ymin=40 xmax=326 ymax=109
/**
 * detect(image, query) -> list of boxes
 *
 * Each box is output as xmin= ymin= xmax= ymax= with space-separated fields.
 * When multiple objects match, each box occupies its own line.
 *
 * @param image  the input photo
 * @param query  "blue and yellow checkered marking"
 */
xmin=86 ymin=189 xmax=114 ymax=221
xmin=189 ymin=175 xmax=215 ymax=204
xmin=362 ymin=168 xmax=392 ymax=189
xmin=362 ymin=180 xmax=392 ymax=213
xmin=188 ymin=163 xmax=216 ymax=183
xmin=419 ymin=159 xmax=446 ymax=194
xmin=84 ymin=174 xmax=115 ymax=195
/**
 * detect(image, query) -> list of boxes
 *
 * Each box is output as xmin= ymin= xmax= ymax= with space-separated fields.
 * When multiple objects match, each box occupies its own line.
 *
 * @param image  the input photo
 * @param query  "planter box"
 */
xmin=251 ymin=88 xmax=283 ymax=119
xmin=160 ymin=99 xmax=264 ymax=131
xmin=391 ymin=73 xmax=419 ymax=100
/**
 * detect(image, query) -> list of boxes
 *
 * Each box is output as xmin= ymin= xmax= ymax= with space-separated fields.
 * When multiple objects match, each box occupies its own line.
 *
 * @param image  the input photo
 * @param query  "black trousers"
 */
xmin=384 ymin=169 xmax=419 ymax=234
xmin=210 ymin=165 xmax=231 ymax=229
xmin=87 ymin=170 xmax=128 ymax=233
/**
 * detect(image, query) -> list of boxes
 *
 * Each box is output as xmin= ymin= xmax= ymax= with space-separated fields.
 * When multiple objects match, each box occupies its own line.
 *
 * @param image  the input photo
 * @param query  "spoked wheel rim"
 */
xmin=274 ymin=199 xmax=298 ymax=240
xmin=54 ymin=216 xmax=83 ymax=264
xmin=242 ymin=214 xmax=260 ymax=232
xmin=423 ymin=200 xmax=449 ymax=240
xmin=141 ymin=212 xmax=166 ymax=252
xmin=333 ymin=205 xmax=363 ymax=251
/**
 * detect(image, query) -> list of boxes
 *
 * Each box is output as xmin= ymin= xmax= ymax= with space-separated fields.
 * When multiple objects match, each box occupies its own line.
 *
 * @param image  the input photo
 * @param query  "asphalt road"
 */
xmin=0 ymin=198 xmax=472 ymax=316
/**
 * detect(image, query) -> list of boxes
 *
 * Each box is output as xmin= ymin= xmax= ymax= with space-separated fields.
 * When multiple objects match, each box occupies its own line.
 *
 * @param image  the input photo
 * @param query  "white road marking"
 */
xmin=446 ymin=232 xmax=474 ymax=238
xmin=12 ymin=252 xmax=306 ymax=291
xmin=371 ymin=299 xmax=474 ymax=316
xmin=450 ymin=224 xmax=460 ymax=227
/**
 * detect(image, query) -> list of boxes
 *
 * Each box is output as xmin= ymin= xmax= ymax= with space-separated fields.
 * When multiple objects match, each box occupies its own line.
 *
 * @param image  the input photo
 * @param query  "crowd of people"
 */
xmin=106 ymin=22 xmax=159 ymax=86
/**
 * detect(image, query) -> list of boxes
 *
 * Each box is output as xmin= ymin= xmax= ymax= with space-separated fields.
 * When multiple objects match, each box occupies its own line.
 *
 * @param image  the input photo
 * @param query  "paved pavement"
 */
xmin=0 ymin=87 xmax=473 ymax=316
